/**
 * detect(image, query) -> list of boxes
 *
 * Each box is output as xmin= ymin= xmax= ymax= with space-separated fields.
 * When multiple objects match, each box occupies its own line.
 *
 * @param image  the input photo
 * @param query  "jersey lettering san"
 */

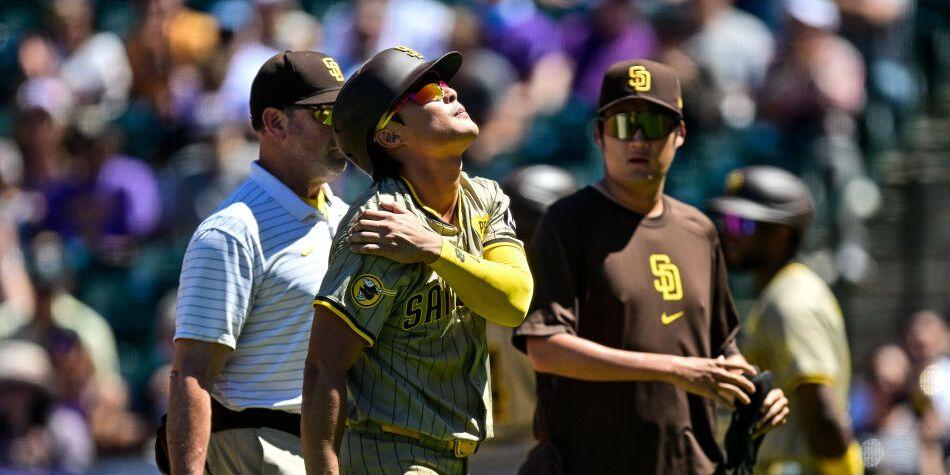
xmin=400 ymin=276 xmax=465 ymax=331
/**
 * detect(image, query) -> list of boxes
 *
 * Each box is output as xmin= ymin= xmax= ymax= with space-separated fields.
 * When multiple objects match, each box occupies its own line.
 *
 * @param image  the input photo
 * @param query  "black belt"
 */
xmin=210 ymin=398 xmax=301 ymax=437
xmin=154 ymin=400 xmax=301 ymax=474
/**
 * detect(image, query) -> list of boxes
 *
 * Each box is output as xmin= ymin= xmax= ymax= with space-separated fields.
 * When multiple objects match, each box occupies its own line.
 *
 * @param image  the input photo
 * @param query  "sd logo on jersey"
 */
xmin=649 ymin=254 xmax=683 ymax=301
xmin=351 ymin=274 xmax=396 ymax=308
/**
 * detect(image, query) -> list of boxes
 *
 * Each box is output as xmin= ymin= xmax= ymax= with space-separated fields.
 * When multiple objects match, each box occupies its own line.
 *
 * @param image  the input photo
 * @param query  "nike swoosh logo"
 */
xmin=661 ymin=311 xmax=684 ymax=325
xmin=301 ymin=248 xmax=313 ymax=257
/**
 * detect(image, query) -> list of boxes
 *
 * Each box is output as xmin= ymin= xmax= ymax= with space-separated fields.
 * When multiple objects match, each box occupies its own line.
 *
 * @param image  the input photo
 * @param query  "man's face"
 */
xmin=597 ymin=101 xmax=683 ymax=186
xmin=714 ymin=214 xmax=793 ymax=270
xmin=385 ymin=79 xmax=479 ymax=159
xmin=283 ymin=105 xmax=347 ymax=182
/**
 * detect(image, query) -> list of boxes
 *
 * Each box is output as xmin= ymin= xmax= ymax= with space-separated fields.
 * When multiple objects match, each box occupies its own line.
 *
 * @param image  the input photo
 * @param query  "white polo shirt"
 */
xmin=175 ymin=162 xmax=346 ymax=413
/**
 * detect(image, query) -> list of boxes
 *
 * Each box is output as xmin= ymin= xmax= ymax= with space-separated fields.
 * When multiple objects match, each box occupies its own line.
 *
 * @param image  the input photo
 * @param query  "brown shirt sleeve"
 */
xmin=710 ymin=239 xmax=741 ymax=357
xmin=512 ymin=204 xmax=582 ymax=353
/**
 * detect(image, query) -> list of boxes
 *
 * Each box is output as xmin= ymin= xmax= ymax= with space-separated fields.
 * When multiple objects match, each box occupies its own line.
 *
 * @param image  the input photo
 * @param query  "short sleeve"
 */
xmin=512 ymin=206 xmax=581 ymax=353
xmin=766 ymin=301 xmax=840 ymax=389
xmin=175 ymin=229 xmax=255 ymax=349
xmin=710 ymin=242 xmax=740 ymax=356
xmin=315 ymin=237 xmax=419 ymax=347
xmin=482 ymin=182 xmax=522 ymax=248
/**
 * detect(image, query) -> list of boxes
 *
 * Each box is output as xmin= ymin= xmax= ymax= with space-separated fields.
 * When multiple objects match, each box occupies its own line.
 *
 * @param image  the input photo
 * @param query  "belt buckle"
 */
xmin=453 ymin=439 xmax=478 ymax=457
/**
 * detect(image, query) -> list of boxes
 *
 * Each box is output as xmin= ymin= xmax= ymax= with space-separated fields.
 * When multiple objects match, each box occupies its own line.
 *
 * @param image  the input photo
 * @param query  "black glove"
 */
xmin=723 ymin=370 xmax=773 ymax=475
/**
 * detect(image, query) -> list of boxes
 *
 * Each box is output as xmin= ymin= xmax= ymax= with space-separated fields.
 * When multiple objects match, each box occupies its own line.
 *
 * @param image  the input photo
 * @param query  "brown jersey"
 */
xmin=513 ymin=187 xmax=740 ymax=475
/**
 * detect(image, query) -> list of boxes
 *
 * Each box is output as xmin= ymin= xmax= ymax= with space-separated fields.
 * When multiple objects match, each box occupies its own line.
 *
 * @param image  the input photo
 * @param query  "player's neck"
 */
xmin=400 ymin=156 xmax=462 ymax=222
xmin=597 ymin=176 xmax=665 ymax=217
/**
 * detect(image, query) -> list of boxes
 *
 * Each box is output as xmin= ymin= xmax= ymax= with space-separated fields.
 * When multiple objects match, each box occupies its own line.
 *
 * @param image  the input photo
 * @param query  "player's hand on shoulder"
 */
xmin=753 ymin=388 xmax=789 ymax=437
xmin=347 ymin=199 xmax=443 ymax=264
xmin=669 ymin=356 xmax=757 ymax=410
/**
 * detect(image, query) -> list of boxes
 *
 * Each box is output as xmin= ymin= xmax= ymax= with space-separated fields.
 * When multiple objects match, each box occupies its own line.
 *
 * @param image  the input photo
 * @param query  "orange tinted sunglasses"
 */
xmin=376 ymin=81 xmax=448 ymax=131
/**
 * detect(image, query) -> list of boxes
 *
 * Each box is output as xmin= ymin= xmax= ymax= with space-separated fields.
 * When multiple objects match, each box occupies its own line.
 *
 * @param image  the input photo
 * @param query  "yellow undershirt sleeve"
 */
xmin=429 ymin=240 xmax=533 ymax=328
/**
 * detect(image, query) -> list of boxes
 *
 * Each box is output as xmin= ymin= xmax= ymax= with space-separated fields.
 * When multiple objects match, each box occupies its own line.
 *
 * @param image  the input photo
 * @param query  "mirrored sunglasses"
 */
xmin=717 ymin=213 xmax=757 ymax=237
xmin=602 ymin=110 xmax=677 ymax=141
xmin=376 ymin=80 xmax=448 ymax=131
xmin=311 ymin=105 xmax=333 ymax=126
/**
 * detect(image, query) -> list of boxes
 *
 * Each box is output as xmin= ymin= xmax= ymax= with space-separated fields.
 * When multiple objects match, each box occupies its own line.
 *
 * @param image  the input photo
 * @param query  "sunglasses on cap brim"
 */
xmin=601 ymin=110 xmax=678 ymax=141
xmin=376 ymin=79 xmax=449 ymax=131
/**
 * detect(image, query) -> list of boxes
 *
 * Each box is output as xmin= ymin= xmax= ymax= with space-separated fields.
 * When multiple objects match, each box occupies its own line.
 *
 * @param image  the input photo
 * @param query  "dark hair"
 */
xmin=368 ymin=141 xmax=401 ymax=182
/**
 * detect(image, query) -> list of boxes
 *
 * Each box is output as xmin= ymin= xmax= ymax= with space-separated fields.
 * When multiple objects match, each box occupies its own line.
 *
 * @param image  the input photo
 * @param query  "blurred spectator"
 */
xmin=0 ymin=142 xmax=38 ymax=324
xmin=853 ymin=344 xmax=945 ymax=475
xmin=51 ymin=0 xmax=133 ymax=136
xmin=142 ymin=288 xmax=177 ymax=423
xmin=0 ymin=138 xmax=45 ymax=233
xmin=322 ymin=0 xmax=389 ymax=72
xmin=686 ymin=0 xmax=775 ymax=130
xmin=478 ymin=0 xmax=563 ymax=79
xmin=562 ymin=0 xmax=657 ymax=106
xmin=838 ymin=0 xmax=917 ymax=149
xmin=10 ymin=231 xmax=119 ymax=382
xmin=207 ymin=0 xmax=293 ymax=128
xmin=0 ymin=339 xmax=93 ymax=473
xmin=905 ymin=310 xmax=950 ymax=443
xmin=4 ymin=232 xmax=149 ymax=456
xmin=43 ymin=128 xmax=160 ymax=251
xmin=13 ymin=105 xmax=70 ymax=190
xmin=125 ymin=0 xmax=219 ymax=138
xmin=759 ymin=0 xmax=865 ymax=140
xmin=158 ymin=122 xmax=255 ymax=238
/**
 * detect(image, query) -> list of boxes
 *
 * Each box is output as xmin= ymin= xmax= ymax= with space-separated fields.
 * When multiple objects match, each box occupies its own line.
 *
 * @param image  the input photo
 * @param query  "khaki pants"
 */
xmin=205 ymin=428 xmax=305 ymax=475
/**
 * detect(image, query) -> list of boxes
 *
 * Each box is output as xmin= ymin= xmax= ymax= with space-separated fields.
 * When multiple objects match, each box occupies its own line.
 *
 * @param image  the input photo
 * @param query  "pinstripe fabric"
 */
xmin=314 ymin=173 xmax=521 ymax=456
xmin=175 ymin=162 xmax=346 ymax=413
xmin=340 ymin=430 xmax=465 ymax=474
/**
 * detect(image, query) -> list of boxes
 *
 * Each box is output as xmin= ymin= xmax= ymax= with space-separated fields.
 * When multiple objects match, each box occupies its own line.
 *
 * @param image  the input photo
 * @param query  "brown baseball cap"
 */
xmin=249 ymin=51 xmax=346 ymax=129
xmin=597 ymin=59 xmax=683 ymax=118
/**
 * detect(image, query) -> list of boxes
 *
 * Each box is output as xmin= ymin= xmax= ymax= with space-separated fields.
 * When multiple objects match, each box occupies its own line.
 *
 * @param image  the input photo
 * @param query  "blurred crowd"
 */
xmin=0 ymin=0 xmax=948 ymax=472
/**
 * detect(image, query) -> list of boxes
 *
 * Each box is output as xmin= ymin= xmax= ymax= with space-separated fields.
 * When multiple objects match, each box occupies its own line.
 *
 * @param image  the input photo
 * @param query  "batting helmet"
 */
xmin=708 ymin=166 xmax=814 ymax=233
xmin=332 ymin=46 xmax=463 ymax=176
xmin=502 ymin=165 xmax=578 ymax=214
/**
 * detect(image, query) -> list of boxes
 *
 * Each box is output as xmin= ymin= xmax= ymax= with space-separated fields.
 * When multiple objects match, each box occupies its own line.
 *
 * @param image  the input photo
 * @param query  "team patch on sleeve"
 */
xmin=350 ymin=274 xmax=397 ymax=308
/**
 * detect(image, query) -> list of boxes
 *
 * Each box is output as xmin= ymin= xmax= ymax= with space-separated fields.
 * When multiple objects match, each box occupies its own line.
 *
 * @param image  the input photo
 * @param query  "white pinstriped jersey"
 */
xmin=314 ymin=173 xmax=521 ymax=443
xmin=174 ymin=162 xmax=346 ymax=413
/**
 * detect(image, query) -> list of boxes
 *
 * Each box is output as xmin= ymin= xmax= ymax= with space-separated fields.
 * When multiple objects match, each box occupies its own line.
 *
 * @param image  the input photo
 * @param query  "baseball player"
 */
xmin=709 ymin=166 xmax=863 ymax=474
xmin=479 ymin=166 xmax=579 ymax=448
xmin=512 ymin=60 xmax=789 ymax=474
xmin=300 ymin=47 xmax=533 ymax=474
xmin=165 ymin=51 xmax=347 ymax=474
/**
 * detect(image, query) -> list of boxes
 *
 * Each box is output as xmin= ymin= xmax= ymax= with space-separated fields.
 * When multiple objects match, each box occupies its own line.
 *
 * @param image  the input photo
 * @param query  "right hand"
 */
xmin=347 ymin=200 xmax=443 ymax=265
xmin=669 ymin=356 xmax=757 ymax=410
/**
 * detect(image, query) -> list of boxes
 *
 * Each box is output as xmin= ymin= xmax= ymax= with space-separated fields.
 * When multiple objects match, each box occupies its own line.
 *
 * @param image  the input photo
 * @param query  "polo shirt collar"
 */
xmin=249 ymin=161 xmax=331 ymax=222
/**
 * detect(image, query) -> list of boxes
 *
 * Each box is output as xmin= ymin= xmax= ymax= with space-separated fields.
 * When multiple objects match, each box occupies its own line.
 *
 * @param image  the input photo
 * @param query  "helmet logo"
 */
xmin=726 ymin=170 xmax=745 ymax=193
xmin=628 ymin=65 xmax=651 ymax=92
xmin=323 ymin=57 xmax=345 ymax=82
xmin=394 ymin=46 xmax=425 ymax=60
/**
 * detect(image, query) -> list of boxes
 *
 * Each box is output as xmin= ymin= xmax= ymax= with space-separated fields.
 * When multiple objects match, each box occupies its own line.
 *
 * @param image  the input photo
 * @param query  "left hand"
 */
xmin=347 ymin=199 xmax=443 ymax=264
xmin=753 ymin=388 xmax=790 ymax=437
